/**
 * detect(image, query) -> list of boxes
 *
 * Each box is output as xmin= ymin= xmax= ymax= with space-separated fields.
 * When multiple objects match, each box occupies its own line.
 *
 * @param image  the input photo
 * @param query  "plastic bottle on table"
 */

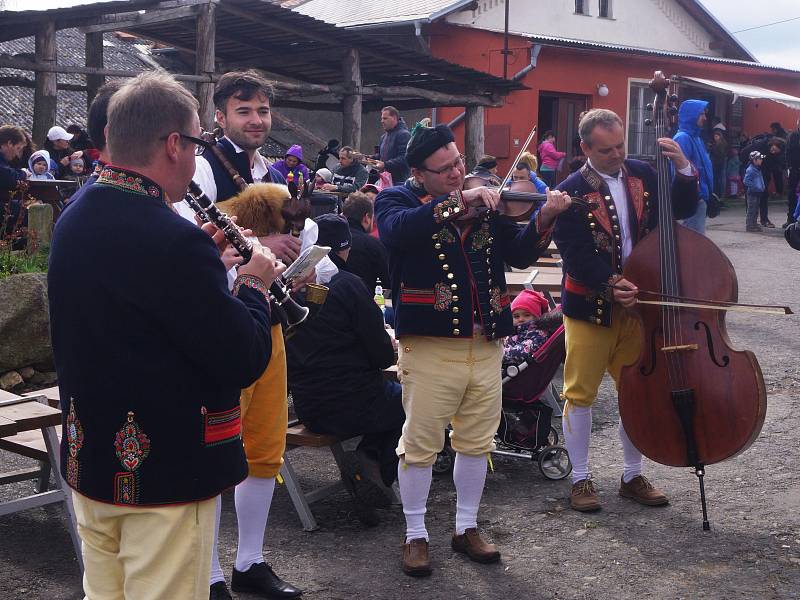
xmin=373 ymin=279 xmax=385 ymax=315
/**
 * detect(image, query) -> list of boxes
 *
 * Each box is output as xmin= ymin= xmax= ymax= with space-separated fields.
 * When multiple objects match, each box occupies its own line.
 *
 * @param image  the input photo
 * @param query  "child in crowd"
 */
xmin=27 ymin=150 xmax=54 ymax=180
xmin=313 ymin=168 xmax=332 ymax=190
xmin=726 ymin=148 xmax=742 ymax=198
xmin=743 ymin=151 xmax=765 ymax=232
xmin=503 ymin=289 xmax=563 ymax=369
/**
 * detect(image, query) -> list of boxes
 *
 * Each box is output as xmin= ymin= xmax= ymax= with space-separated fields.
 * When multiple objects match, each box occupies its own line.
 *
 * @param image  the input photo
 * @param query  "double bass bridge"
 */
xmin=661 ymin=343 xmax=699 ymax=353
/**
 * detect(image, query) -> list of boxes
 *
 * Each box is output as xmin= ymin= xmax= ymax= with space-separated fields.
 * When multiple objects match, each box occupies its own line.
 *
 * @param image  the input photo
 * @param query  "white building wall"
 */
xmin=445 ymin=0 xmax=724 ymax=57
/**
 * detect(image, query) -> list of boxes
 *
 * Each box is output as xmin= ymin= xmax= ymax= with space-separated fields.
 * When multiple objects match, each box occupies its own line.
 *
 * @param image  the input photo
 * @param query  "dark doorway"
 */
xmin=537 ymin=92 xmax=590 ymax=184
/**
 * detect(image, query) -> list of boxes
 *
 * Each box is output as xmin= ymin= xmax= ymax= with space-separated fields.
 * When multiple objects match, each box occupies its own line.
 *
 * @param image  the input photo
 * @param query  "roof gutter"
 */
xmin=447 ymin=43 xmax=537 ymax=129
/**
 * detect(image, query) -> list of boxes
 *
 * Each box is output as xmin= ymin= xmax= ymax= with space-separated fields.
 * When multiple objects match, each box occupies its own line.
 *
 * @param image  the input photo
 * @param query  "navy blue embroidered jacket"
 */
xmin=201 ymin=137 xmax=286 ymax=203
xmin=554 ymin=159 xmax=698 ymax=327
xmin=49 ymin=166 xmax=272 ymax=506
xmin=376 ymin=180 xmax=549 ymax=340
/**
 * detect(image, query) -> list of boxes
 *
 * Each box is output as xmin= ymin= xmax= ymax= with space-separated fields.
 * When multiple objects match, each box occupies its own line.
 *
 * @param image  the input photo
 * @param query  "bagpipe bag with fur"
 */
xmin=214 ymin=183 xmax=289 ymax=237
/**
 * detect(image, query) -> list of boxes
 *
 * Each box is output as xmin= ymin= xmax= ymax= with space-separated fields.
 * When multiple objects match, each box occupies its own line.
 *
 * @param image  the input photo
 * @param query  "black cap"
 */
xmin=785 ymin=221 xmax=800 ymax=251
xmin=406 ymin=124 xmax=455 ymax=169
xmin=315 ymin=214 xmax=351 ymax=251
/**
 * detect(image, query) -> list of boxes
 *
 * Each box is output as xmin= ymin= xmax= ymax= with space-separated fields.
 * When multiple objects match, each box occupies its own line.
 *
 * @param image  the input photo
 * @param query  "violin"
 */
xmin=460 ymin=125 xmax=597 ymax=222
xmin=617 ymin=71 xmax=768 ymax=530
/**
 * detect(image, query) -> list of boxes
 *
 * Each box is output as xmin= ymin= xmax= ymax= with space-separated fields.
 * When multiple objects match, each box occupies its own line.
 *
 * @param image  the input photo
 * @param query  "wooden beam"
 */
xmin=363 ymin=85 xmax=498 ymax=108
xmin=0 ymin=56 xmax=211 ymax=82
xmin=341 ymin=48 xmax=362 ymax=149
xmin=78 ymin=3 xmax=206 ymax=34
xmin=195 ymin=3 xmax=216 ymax=130
xmin=85 ymin=32 xmax=104 ymax=110
xmin=463 ymin=105 xmax=485 ymax=172
xmin=0 ymin=76 xmax=85 ymax=92
xmin=32 ymin=21 xmax=57 ymax=148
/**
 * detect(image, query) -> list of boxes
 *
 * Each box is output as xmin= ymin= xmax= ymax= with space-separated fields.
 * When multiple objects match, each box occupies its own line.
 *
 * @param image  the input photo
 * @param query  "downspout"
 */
xmin=414 ymin=21 xmax=430 ymax=53
xmin=447 ymin=44 xmax=540 ymax=129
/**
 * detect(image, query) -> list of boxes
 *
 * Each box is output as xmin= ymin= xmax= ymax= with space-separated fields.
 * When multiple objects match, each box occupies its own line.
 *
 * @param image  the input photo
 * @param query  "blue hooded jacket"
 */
xmin=673 ymin=99 xmax=714 ymax=201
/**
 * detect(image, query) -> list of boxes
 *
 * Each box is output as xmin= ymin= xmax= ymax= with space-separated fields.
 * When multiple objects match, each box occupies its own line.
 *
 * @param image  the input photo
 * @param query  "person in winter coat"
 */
xmin=271 ymin=144 xmax=309 ymax=184
xmin=743 ymin=151 xmax=766 ymax=232
xmin=320 ymin=146 xmax=369 ymax=195
xmin=673 ymin=99 xmax=715 ymax=234
xmin=373 ymin=106 xmax=411 ymax=183
xmin=537 ymin=131 xmax=565 ymax=189
xmin=710 ymin=129 xmax=728 ymax=199
xmin=28 ymin=150 xmax=55 ymax=180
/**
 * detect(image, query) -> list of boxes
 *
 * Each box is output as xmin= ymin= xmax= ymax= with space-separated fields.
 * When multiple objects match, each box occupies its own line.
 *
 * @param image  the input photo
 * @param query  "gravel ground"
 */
xmin=1 ymin=198 xmax=798 ymax=600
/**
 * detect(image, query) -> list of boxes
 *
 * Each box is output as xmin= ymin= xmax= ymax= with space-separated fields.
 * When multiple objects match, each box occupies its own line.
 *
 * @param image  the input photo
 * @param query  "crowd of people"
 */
xmin=1 ymin=66 xmax=797 ymax=600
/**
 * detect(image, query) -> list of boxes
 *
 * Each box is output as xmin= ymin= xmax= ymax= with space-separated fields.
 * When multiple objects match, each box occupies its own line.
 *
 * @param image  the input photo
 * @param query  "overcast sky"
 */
xmin=5 ymin=0 xmax=800 ymax=70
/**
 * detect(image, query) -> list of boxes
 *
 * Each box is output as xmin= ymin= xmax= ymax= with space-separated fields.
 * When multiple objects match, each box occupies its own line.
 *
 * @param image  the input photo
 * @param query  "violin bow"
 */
xmin=607 ymin=285 xmax=793 ymax=315
xmin=498 ymin=124 xmax=537 ymax=191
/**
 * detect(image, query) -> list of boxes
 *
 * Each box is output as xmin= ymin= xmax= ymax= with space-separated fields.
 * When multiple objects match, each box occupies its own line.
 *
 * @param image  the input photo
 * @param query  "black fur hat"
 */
xmin=406 ymin=124 xmax=455 ymax=169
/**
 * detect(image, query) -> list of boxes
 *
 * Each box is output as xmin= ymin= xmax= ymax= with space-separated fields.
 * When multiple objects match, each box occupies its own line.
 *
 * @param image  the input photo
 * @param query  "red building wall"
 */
xmin=430 ymin=24 xmax=800 ymax=173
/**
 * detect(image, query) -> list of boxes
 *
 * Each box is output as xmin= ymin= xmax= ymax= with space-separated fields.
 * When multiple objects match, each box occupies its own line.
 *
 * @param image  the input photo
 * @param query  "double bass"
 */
xmin=618 ymin=72 xmax=767 ymax=530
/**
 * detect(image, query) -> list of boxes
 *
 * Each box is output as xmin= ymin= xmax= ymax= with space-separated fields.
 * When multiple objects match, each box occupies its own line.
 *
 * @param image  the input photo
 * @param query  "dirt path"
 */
xmin=1 ymin=199 xmax=798 ymax=600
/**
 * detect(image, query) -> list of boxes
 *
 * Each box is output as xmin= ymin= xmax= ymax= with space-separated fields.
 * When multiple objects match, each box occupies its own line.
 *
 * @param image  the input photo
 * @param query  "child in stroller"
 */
xmin=434 ymin=290 xmax=572 ymax=479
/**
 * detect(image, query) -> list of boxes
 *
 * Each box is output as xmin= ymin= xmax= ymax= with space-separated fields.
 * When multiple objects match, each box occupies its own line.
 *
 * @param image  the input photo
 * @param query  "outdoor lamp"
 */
xmin=597 ymin=83 xmax=609 ymax=97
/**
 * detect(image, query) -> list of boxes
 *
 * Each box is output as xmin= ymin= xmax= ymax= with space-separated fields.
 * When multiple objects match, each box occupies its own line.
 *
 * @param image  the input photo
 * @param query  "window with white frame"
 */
xmin=575 ymin=0 xmax=589 ymax=15
xmin=628 ymin=81 xmax=657 ymax=160
xmin=599 ymin=0 xmax=613 ymax=18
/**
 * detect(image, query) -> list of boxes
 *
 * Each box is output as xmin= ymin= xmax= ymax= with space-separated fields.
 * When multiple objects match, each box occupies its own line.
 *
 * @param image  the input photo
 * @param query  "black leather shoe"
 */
xmin=209 ymin=581 xmax=233 ymax=600
xmin=231 ymin=563 xmax=302 ymax=598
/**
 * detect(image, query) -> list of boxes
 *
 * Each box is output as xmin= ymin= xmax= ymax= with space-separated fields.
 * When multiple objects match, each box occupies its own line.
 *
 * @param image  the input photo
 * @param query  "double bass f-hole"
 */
xmin=693 ymin=321 xmax=730 ymax=368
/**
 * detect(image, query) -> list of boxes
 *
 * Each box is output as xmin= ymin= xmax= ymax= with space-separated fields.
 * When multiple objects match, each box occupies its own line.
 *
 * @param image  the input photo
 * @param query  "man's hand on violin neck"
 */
xmin=657 ymin=138 xmax=690 ymax=171
xmin=462 ymin=186 xmax=499 ymax=211
xmin=539 ymin=189 xmax=572 ymax=229
xmin=611 ymin=276 xmax=639 ymax=308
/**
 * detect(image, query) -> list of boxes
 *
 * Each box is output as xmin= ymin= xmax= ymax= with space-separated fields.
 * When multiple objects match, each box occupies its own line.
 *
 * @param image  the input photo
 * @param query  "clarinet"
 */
xmin=185 ymin=181 xmax=309 ymax=330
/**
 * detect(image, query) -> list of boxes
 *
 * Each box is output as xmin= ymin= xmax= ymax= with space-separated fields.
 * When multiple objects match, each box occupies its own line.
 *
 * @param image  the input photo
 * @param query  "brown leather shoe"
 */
xmin=619 ymin=475 xmax=669 ymax=506
xmin=570 ymin=478 xmax=601 ymax=512
xmin=451 ymin=528 xmax=501 ymax=564
xmin=402 ymin=538 xmax=432 ymax=577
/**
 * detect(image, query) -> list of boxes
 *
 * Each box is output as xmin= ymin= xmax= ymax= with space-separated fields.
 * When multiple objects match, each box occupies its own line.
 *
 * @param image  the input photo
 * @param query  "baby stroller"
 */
xmin=433 ymin=323 xmax=572 ymax=480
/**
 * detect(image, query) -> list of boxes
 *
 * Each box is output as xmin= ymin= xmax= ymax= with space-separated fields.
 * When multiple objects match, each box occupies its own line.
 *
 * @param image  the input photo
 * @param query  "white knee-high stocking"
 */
xmin=619 ymin=420 xmax=643 ymax=483
xmin=453 ymin=453 xmax=488 ymax=535
xmin=563 ymin=404 xmax=592 ymax=484
xmin=234 ymin=475 xmax=276 ymax=572
xmin=209 ymin=495 xmax=225 ymax=585
xmin=397 ymin=461 xmax=432 ymax=543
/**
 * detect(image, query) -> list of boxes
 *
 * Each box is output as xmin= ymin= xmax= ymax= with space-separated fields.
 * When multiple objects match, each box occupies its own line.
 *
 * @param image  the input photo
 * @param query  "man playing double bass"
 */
xmin=553 ymin=109 xmax=698 ymax=513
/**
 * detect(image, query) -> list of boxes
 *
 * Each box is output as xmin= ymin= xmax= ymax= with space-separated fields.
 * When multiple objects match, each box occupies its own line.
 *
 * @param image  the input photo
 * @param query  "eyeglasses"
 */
xmin=421 ymin=154 xmax=465 ymax=175
xmin=160 ymin=132 xmax=211 ymax=156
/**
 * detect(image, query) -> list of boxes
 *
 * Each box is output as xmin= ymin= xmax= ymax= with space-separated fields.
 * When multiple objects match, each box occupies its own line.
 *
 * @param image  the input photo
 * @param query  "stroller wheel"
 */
xmin=432 ymin=446 xmax=455 ymax=475
xmin=538 ymin=445 xmax=572 ymax=480
xmin=548 ymin=426 xmax=559 ymax=446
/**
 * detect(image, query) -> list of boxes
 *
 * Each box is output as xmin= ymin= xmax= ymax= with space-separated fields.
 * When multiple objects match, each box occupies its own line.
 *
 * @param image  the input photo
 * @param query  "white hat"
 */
xmin=316 ymin=168 xmax=333 ymax=183
xmin=47 ymin=126 xmax=73 ymax=142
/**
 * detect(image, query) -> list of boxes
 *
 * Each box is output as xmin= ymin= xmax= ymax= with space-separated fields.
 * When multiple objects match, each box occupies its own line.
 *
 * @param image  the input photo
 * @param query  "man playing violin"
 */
xmin=553 ymin=108 xmax=698 ymax=513
xmin=375 ymin=123 xmax=571 ymax=577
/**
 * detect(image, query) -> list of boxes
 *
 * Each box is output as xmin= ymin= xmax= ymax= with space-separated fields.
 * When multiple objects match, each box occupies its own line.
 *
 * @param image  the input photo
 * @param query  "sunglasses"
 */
xmin=421 ymin=154 xmax=465 ymax=175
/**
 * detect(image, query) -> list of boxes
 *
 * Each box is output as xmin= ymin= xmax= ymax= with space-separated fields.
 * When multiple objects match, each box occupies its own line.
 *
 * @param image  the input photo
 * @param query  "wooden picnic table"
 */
xmin=0 ymin=392 xmax=83 ymax=571
xmin=505 ymin=266 xmax=563 ymax=298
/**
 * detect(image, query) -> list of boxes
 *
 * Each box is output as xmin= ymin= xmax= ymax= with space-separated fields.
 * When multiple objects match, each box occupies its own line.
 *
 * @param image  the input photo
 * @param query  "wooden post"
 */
xmin=196 ymin=2 xmax=217 ymax=131
xmin=85 ymin=32 xmax=104 ymax=110
xmin=27 ymin=203 xmax=53 ymax=253
xmin=32 ymin=21 xmax=57 ymax=148
xmin=464 ymin=105 xmax=485 ymax=172
xmin=341 ymin=48 xmax=362 ymax=149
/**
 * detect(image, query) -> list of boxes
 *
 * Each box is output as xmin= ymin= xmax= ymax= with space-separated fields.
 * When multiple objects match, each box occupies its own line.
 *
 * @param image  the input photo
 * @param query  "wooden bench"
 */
xmin=0 ymin=394 xmax=82 ymax=572
xmin=280 ymin=420 xmax=400 ymax=532
xmin=280 ymin=423 xmax=350 ymax=532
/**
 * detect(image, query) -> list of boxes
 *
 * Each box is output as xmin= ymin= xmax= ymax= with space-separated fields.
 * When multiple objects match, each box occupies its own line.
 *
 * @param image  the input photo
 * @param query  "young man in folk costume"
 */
xmin=182 ymin=70 xmax=302 ymax=600
xmin=47 ymin=72 xmax=281 ymax=600
xmin=375 ymin=124 xmax=571 ymax=577
xmin=553 ymin=108 xmax=698 ymax=513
